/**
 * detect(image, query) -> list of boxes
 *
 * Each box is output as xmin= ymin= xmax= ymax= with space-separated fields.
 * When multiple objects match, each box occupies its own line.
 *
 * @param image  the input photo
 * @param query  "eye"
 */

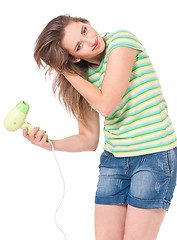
xmin=83 ymin=26 xmax=87 ymax=35
xmin=76 ymin=26 xmax=87 ymax=51
xmin=77 ymin=43 xmax=82 ymax=51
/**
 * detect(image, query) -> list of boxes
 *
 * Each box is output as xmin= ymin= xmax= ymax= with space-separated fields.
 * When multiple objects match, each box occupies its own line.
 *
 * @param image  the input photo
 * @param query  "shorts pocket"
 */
xmin=163 ymin=149 xmax=176 ymax=178
xmin=103 ymin=150 xmax=109 ymax=157
xmin=163 ymin=148 xmax=177 ymax=204
xmin=99 ymin=151 xmax=113 ymax=166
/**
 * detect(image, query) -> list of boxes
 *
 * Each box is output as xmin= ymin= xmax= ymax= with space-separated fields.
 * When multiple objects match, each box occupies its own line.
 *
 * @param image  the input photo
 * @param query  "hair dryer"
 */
xmin=4 ymin=101 xmax=66 ymax=238
xmin=4 ymin=101 xmax=49 ymax=142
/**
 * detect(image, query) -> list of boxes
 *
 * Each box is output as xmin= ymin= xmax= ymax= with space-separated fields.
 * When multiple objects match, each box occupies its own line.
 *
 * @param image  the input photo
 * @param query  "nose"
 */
xmin=84 ymin=37 xmax=96 ymax=47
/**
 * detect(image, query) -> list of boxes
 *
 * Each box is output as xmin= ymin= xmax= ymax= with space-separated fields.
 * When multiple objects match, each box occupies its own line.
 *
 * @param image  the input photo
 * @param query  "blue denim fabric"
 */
xmin=95 ymin=147 xmax=177 ymax=211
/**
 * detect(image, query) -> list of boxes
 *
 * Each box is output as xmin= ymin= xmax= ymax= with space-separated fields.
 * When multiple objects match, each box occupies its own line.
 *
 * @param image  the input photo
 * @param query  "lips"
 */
xmin=92 ymin=39 xmax=99 ymax=51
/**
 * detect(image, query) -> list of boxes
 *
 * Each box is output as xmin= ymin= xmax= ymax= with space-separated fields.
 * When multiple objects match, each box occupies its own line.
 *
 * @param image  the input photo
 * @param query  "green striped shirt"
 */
xmin=88 ymin=30 xmax=177 ymax=157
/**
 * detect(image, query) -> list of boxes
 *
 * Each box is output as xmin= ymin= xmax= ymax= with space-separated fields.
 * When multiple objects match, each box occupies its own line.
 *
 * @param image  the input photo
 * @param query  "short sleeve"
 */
xmin=107 ymin=30 xmax=145 ymax=58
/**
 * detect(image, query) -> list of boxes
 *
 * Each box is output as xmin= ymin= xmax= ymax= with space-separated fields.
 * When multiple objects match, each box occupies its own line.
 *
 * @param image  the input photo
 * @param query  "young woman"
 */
xmin=23 ymin=15 xmax=177 ymax=240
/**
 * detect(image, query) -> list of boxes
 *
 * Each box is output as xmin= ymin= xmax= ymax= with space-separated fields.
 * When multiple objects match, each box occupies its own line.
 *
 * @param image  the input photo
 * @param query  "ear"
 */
xmin=73 ymin=58 xmax=81 ymax=63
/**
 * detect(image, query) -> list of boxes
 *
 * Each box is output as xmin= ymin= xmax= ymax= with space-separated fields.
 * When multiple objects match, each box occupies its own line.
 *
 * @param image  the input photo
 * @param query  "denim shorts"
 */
xmin=95 ymin=147 xmax=177 ymax=211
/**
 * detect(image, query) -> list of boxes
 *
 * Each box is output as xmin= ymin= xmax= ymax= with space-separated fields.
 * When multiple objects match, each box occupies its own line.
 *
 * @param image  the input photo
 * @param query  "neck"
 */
xmin=89 ymin=51 xmax=105 ymax=66
xmin=88 ymin=36 xmax=106 ymax=68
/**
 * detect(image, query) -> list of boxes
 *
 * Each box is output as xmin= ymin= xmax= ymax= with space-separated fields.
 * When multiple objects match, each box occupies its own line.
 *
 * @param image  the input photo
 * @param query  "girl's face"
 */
xmin=61 ymin=21 xmax=106 ymax=65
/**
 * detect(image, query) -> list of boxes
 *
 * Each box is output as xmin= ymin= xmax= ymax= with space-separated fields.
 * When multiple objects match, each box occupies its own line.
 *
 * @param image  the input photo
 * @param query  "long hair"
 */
xmin=34 ymin=15 xmax=93 ymax=125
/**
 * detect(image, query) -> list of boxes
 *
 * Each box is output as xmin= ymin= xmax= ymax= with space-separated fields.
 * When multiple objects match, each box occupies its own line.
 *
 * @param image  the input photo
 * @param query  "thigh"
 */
xmin=123 ymin=205 xmax=166 ymax=240
xmin=95 ymin=204 xmax=128 ymax=240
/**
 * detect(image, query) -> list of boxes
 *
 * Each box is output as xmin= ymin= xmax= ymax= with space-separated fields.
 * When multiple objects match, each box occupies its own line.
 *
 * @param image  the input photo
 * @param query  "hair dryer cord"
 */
xmin=48 ymin=140 xmax=66 ymax=240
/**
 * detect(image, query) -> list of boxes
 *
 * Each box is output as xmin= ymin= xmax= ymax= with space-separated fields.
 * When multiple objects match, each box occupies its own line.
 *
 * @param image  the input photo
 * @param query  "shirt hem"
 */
xmin=103 ymin=142 xmax=177 ymax=157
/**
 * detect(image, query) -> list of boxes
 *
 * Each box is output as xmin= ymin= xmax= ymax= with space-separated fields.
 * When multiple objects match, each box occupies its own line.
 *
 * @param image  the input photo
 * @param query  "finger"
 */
xmin=41 ymin=135 xmax=51 ymax=150
xmin=28 ymin=126 xmax=40 ymax=138
xmin=41 ymin=134 xmax=48 ymax=144
xmin=27 ymin=127 xmax=40 ymax=143
xmin=35 ymin=130 xmax=46 ymax=141
xmin=23 ymin=127 xmax=28 ymax=137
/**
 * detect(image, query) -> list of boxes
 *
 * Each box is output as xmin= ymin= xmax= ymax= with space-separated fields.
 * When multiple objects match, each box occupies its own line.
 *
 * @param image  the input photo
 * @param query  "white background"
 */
xmin=0 ymin=0 xmax=177 ymax=239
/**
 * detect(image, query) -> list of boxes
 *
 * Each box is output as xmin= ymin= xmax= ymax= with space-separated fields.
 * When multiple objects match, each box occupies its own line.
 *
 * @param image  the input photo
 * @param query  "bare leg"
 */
xmin=123 ymin=205 xmax=166 ymax=240
xmin=95 ymin=204 xmax=128 ymax=240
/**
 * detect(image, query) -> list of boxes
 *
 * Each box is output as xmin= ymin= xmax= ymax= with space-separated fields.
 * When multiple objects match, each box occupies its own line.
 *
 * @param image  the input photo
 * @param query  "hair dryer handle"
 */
xmin=22 ymin=123 xmax=49 ymax=142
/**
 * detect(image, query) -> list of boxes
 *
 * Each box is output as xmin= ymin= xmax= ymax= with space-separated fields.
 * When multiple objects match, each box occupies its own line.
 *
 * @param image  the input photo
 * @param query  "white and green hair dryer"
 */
xmin=4 ymin=101 xmax=49 ymax=142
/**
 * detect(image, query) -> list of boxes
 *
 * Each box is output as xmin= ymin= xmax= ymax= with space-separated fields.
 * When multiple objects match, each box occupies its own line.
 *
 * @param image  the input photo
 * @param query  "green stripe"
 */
xmin=87 ymin=30 xmax=177 ymax=157
xmin=106 ymin=140 xmax=177 ymax=155
xmin=105 ymin=101 xmax=167 ymax=127
xmin=107 ymin=115 xmax=171 ymax=137
xmin=105 ymin=130 xmax=176 ymax=148
xmin=109 ymin=87 xmax=163 ymax=118
xmin=105 ymin=107 xmax=169 ymax=130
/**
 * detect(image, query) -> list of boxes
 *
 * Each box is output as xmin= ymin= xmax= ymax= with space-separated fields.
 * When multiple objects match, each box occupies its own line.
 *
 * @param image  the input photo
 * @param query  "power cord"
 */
xmin=49 ymin=140 xmax=66 ymax=240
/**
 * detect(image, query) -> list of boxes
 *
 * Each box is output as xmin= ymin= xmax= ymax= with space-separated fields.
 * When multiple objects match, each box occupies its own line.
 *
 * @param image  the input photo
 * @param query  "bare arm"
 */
xmin=23 ymin=109 xmax=100 ymax=152
xmin=64 ymin=47 xmax=141 ymax=116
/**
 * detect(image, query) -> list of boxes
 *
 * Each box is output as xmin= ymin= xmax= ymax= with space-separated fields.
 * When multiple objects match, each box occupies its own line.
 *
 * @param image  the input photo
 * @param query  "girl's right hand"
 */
xmin=23 ymin=126 xmax=51 ymax=150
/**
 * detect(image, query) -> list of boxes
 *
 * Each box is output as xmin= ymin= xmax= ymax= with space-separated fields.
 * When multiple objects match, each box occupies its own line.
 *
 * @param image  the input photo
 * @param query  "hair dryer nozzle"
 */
xmin=16 ymin=101 xmax=29 ymax=114
xmin=4 ymin=101 xmax=30 ymax=131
